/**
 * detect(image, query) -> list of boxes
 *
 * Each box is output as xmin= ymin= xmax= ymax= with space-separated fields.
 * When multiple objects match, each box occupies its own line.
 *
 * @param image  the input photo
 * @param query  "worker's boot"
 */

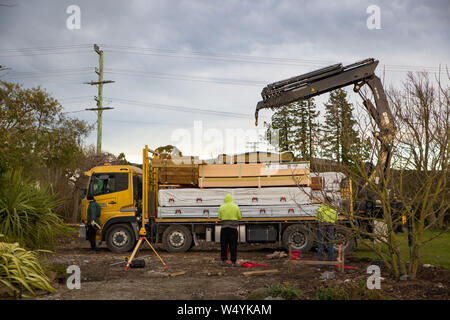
xmin=231 ymin=262 xmax=240 ymax=267
xmin=221 ymin=260 xmax=228 ymax=267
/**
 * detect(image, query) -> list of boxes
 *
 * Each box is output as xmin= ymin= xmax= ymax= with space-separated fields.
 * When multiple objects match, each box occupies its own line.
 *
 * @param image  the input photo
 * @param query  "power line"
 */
xmin=5 ymin=69 xmax=93 ymax=80
xmin=104 ymin=97 xmax=251 ymax=118
xmin=100 ymin=44 xmax=446 ymax=73
xmin=0 ymin=44 xmax=91 ymax=52
xmin=0 ymin=44 xmax=92 ymax=58
xmin=104 ymin=68 xmax=265 ymax=87
xmin=0 ymin=44 xmax=445 ymax=73
xmin=105 ymin=119 xmax=189 ymax=127
xmin=59 ymin=96 xmax=252 ymax=119
xmin=62 ymin=109 xmax=87 ymax=114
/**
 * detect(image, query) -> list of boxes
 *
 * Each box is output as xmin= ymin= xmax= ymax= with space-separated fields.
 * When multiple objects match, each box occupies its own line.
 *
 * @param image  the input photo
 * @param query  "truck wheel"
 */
xmin=163 ymin=225 xmax=192 ymax=253
xmin=282 ymin=224 xmax=313 ymax=252
xmin=106 ymin=224 xmax=136 ymax=253
xmin=333 ymin=227 xmax=355 ymax=253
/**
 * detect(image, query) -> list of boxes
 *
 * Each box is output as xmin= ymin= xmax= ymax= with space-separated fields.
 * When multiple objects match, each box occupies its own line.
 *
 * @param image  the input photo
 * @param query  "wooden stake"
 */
xmin=242 ymin=269 xmax=279 ymax=276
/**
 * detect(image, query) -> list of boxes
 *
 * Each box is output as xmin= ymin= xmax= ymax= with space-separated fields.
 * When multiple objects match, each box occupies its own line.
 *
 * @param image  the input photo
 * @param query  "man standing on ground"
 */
xmin=218 ymin=193 xmax=242 ymax=267
xmin=315 ymin=196 xmax=338 ymax=261
xmin=86 ymin=194 xmax=101 ymax=253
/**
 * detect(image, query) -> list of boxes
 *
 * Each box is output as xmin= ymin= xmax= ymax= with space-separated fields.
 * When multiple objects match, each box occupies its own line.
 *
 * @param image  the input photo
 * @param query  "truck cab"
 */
xmin=81 ymin=164 xmax=142 ymax=252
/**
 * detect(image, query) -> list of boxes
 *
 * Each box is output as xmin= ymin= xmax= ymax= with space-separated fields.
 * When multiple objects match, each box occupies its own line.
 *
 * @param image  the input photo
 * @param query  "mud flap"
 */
xmin=131 ymin=221 xmax=140 ymax=241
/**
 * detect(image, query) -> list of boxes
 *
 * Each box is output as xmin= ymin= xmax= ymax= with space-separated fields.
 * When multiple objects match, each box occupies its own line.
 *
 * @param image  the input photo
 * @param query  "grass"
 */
xmin=266 ymin=282 xmax=303 ymax=300
xmin=353 ymin=229 xmax=450 ymax=270
xmin=247 ymin=282 xmax=303 ymax=300
xmin=316 ymin=281 xmax=391 ymax=300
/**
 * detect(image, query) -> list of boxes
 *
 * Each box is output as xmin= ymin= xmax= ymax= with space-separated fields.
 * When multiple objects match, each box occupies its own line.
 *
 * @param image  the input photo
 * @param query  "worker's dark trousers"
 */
xmin=317 ymin=224 xmax=335 ymax=261
xmin=87 ymin=225 xmax=97 ymax=251
xmin=220 ymin=227 xmax=238 ymax=263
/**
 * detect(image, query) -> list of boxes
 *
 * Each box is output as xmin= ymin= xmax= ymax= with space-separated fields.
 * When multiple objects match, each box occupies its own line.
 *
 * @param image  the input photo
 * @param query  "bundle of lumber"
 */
xmin=212 ymin=151 xmax=294 ymax=164
xmin=151 ymin=155 xmax=203 ymax=186
xmin=159 ymin=186 xmax=313 ymax=207
xmin=198 ymin=162 xmax=310 ymax=188
xmin=310 ymin=176 xmax=324 ymax=190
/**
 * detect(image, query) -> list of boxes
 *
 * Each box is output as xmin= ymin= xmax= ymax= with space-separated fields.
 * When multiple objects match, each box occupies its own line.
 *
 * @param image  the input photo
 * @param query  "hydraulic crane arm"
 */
xmin=255 ymin=58 xmax=396 ymax=186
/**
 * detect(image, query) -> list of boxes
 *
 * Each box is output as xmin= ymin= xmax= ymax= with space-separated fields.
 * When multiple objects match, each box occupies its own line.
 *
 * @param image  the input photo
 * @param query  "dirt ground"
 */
xmin=37 ymin=236 xmax=450 ymax=300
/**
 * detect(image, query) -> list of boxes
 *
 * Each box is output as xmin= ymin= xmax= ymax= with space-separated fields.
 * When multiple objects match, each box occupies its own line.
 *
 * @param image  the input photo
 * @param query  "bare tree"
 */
xmin=331 ymin=71 xmax=449 ymax=279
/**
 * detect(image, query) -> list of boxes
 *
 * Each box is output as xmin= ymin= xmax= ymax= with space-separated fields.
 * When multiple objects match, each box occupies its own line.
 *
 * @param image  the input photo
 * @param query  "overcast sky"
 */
xmin=1 ymin=0 xmax=449 ymax=163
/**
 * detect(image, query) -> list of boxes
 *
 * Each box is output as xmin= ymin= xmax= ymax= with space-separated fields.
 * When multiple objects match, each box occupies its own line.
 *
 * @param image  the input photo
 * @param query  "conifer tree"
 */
xmin=321 ymin=88 xmax=366 ymax=165
xmin=265 ymin=99 xmax=319 ymax=160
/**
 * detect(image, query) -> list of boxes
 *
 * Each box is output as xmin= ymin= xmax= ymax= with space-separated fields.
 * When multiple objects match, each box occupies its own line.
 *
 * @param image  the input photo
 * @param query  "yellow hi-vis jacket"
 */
xmin=218 ymin=194 xmax=242 ymax=221
xmin=315 ymin=203 xmax=338 ymax=224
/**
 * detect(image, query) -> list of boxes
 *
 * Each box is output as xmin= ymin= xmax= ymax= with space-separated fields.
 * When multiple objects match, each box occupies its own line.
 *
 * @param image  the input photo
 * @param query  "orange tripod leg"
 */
xmin=144 ymin=238 xmax=168 ymax=268
xmin=125 ymin=237 xmax=144 ymax=270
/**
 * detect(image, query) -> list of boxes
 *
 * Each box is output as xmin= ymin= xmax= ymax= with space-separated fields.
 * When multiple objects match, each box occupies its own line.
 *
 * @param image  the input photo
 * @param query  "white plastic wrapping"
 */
xmin=158 ymin=204 xmax=320 ymax=218
xmin=158 ymin=187 xmax=312 ymax=207
xmin=310 ymin=172 xmax=346 ymax=191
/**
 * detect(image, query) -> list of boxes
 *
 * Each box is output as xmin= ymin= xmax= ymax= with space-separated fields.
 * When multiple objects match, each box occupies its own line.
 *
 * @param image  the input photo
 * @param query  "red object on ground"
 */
xmin=239 ymin=262 xmax=268 ymax=268
xmin=334 ymin=265 xmax=358 ymax=270
xmin=291 ymin=250 xmax=303 ymax=260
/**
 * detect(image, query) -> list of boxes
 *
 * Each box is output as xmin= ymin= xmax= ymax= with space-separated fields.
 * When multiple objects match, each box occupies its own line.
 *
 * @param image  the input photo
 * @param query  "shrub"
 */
xmin=0 ymin=170 xmax=69 ymax=249
xmin=317 ymin=286 xmax=350 ymax=300
xmin=0 ymin=235 xmax=55 ymax=298
xmin=266 ymin=282 xmax=303 ymax=300
xmin=316 ymin=281 xmax=391 ymax=300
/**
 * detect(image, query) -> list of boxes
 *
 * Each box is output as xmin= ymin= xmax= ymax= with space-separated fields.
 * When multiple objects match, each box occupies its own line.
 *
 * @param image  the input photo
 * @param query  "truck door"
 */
xmin=89 ymin=172 xmax=131 ymax=226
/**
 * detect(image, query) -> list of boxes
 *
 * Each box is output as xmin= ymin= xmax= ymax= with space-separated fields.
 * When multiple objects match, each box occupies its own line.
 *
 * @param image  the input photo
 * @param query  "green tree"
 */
xmin=322 ymin=88 xmax=366 ymax=165
xmin=266 ymin=99 xmax=319 ymax=160
xmin=155 ymin=144 xmax=182 ymax=156
xmin=294 ymin=98 xmax=320 ymax=160
xmin=0 ymin=81 xmax=91 ymax=178
xmin=265 ymin=104 xmax=296 ymax=154
xmin=0 ymin=81 xmax=92 ymax=221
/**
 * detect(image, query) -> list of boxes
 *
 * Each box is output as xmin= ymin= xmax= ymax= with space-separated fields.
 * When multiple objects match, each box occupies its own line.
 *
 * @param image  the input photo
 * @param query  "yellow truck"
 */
xmin=80 ymin=146 xmax=354 ymax=254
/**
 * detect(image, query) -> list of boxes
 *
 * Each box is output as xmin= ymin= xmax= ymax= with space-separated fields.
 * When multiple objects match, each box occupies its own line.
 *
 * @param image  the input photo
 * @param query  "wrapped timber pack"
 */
xmin=158 ymin=187 xmax=312 ymax=207
xmin=158 ymin=204 xmax=320 ymax=218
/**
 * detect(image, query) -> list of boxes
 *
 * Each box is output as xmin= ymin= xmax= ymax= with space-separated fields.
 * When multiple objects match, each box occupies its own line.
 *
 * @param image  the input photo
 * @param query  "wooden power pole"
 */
xmin=85 ymin=44 xmax=114 ymax=154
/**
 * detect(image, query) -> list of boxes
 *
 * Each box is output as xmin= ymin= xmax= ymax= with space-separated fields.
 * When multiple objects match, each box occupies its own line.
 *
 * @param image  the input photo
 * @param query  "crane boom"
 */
xmin=255 ymin=58 xmax=396 ymax=187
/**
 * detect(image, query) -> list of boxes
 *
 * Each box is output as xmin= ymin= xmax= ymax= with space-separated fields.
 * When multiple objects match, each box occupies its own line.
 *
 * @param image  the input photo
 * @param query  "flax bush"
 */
xmin=0 ymin=170 xmax=69 ymax=250
xmin=0 ymin=235 xmax=55 ymax=297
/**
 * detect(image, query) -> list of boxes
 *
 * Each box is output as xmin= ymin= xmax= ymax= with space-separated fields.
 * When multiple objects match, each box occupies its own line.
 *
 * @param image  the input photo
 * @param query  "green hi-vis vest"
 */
xmin=218 ymin=194 xmax=242 ymax=221
xmin=315 ymin=203 xmax=337 ymax=223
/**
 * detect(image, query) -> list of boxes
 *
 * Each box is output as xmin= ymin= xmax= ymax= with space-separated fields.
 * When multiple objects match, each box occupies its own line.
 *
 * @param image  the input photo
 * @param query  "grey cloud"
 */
xmin=0 ymin=0 xmax=448 ymax=162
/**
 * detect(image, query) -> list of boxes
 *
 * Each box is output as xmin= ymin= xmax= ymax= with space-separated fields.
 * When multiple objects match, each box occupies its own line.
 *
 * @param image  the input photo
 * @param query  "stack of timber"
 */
xmin=198 ymin=162 xmax=310 ymax=188
xmin=158 ymin=186 xmax=319 ymax=219
xmin=151 ymin=155 xmax=203 ymax=186
xmin=159 ymin=186 xmax=312 ymax=207
xmin=158 ymin=204 xmax=320 ymax=218
xmin=212 ymin=151 xmax=294 ymax=164
xmin=150 ymin=152 xmax=298 ymax=187
xmin=310 ymin=172 xmax=347 ymax=203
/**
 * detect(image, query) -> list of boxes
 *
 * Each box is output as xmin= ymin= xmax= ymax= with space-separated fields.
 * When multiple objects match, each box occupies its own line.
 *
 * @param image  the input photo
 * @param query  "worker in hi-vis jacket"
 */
xmin=218 ymin=194 xmax=242 ymax=267
xmin=315 ymin=196 xmax=338 ymax=261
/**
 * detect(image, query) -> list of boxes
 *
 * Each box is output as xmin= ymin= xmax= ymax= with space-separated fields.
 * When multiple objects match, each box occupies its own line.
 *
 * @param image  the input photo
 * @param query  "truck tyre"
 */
xmin=106 ymin=223 xmax=136 ymax=253
xmin=162 ymin=225 xmax=192 ymax=253
xmin=282 ymin=224 xmax=313 ymax=252
xmin=333 ymin=227 xmax=355 ymax=253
